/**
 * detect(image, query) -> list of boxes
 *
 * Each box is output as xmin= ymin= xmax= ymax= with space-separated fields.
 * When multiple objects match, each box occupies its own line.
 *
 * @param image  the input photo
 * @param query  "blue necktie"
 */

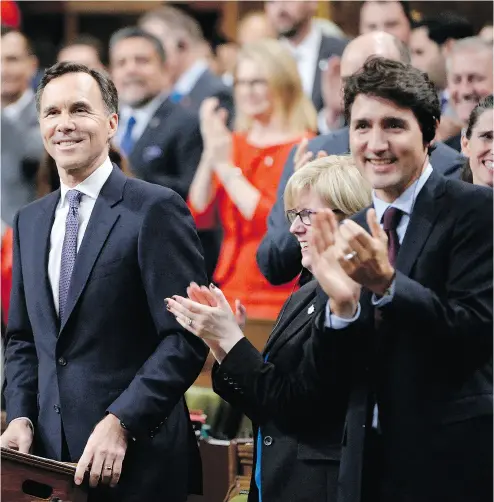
xmin=169 ymin=91 xmax=183 ymax=104
xmin=120 ymin=116 xmax=136 ymax=156
xmin=59 ymin=189 xmax=82 ymax=321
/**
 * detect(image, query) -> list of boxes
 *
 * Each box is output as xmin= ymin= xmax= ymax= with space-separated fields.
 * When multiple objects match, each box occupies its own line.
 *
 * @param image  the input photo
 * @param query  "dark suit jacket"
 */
xmin=4 ymin=167 xmax=209 ymax=502
xmin=128 ymin=98 xmax=203 ymax=200
xmin=256 ymin=127 xmax=466 ymax=286
xmin=311 ymin=35 xmax=348 ymax=112
xmin=313 ymin=172 xmax=493 ymax=502
xmin=212 ymin=281 xmax=347 ymax=502
xmin=180 ymin=68 xmax=234 ymax=127
xmin=444 ymin=132 xmax=462 ymax=152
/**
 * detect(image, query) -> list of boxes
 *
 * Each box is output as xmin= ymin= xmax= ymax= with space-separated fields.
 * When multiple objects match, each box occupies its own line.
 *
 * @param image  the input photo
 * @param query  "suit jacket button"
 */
xmin=53 ymin=405 xmax=61 ymax=414
xmin=263 ymin=436 xmax=273 ymax=446
xmin=58 ymin=357 xmax=67 ymax=366
xmin=223 ymin=374 xmax=229 ymax=381
xmin=228 ymin=378 xmax=234 ymax=385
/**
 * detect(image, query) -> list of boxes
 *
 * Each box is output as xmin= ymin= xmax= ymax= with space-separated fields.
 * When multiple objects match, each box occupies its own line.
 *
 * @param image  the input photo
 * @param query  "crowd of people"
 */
xmin=0 ymin=1 xmax=492 ymax=502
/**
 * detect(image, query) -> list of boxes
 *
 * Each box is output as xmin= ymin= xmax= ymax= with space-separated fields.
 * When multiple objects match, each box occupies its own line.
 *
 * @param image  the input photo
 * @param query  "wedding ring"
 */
xmin=343 ymin=250 xmax=358 ymax=261
xmin=186 ymin=317 xmax=193 ymax=326
xmin=105 ymin=466 xmax=112 ymax=471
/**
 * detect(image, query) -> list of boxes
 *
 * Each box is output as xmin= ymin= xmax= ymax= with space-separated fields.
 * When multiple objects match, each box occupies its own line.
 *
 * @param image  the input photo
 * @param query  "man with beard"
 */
xmin=264 ymin=0 xmax=347 ymax=112
xmin=444 ymin=37 xmax=493 ymax=152
xmin=110 ymin=27 xmax=202 ymax=200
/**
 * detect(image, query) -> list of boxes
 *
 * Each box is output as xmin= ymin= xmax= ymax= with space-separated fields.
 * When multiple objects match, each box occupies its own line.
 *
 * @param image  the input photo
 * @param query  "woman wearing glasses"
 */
xmin=187 ymin=39 xmax=317 ymax=320
xmin=167 ymin=155 xmax=371 ymax=502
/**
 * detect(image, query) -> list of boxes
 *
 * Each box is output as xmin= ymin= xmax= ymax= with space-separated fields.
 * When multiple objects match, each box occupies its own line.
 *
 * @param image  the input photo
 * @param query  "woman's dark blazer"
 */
xmin=212 ymin=280 xmax=349 ymax=502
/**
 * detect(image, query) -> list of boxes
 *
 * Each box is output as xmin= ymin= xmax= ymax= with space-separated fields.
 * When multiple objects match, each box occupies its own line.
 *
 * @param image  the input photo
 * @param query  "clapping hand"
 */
xmin=199 ymin=97 xmax=232 ymax=165
xmin=336 ymin=209 xmax=395 ymax=296
xmin=309 ymin=209 xmax=361 ymax=318
xmin=293 ymin=138 xmax=328 ymax=172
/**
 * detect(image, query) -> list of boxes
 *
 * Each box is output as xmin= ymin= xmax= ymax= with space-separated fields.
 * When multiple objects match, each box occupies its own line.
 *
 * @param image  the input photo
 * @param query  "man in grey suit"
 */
xmin=139 ymin=6 xmax=234 ymax=124
xmin=265 ymin=1 xmax=347 ymax=113
xmin=1 ymin=27 xmax=45 ymax=225
xmin=256 ymin=32 xmax=465 ymax=286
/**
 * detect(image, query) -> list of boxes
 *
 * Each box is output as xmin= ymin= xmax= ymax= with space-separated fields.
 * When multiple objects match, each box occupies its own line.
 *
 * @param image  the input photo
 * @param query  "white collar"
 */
xmin=282 ymin=22 xmax=321 ymax=58
xmin=174 ymin=59 xmax=208 ymax=95
xmin=59 ymin=156 xmax=114 ymax=206
xmin=119 ymin=92 xmax=166 ymax=126
xmin=372 ymin=163 xmax=433 ymax=222
xmin=3 ymin=88 xmax=35 ymax=120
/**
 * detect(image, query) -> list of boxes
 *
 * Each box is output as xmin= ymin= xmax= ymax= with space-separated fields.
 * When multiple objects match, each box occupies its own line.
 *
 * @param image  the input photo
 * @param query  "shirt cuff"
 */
xmin=10 ymin=417 xmax=34 ymax=431
xmin=317 ymin=108 xmax=330 ymax=134
xmin=324 ymin=301 xmax=361 ymax=329
xmin=371 ymin=278 xmax=396 ymax=307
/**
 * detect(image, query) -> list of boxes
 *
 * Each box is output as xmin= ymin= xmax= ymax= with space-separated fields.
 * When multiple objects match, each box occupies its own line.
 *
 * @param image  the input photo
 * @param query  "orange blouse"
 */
xmin=190 ymin=132 xmax=312 ymax=320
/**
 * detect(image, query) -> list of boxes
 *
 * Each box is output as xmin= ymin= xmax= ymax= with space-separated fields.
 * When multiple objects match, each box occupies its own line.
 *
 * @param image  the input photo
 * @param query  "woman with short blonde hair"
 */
xmin=168 ymin=155 xmax=371 ymax=501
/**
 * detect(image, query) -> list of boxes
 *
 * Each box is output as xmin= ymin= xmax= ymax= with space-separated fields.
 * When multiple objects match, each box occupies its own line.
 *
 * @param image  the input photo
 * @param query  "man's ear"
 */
xmin=108 ymin=113 xmax=118 ymax=140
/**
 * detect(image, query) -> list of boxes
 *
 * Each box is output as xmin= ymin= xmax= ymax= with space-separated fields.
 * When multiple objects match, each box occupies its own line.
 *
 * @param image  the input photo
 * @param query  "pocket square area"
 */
xmin=143 ymin=146 xmax=163 ymax=162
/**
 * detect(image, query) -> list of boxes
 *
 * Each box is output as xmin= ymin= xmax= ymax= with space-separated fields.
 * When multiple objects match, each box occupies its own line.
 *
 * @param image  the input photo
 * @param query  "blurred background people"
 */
xmin=264 ymin=0 xmax=347 ymax=112
xmin=167 ymin=155 xmax=371 ymax=502
xmin=409 ymin=12 xmax=474 ymax=118
xmin=257 ymin=31 xmax=465 ymax=288
xmin=445 ymin=37 xmax=493 ymax=151
xmin=237 ymin=10 xmax=276 ymax=47
xmin=359 ymin=0 xmax=412 ymax=43
xmin=188 ymin=39 xmax=317 ymax=320
xmin=1 ymin=26 xmax=45 ymax=227
xmin=57 ymin=34 xmax=107 ymax=72
xmin=461 ymin=94 xmax=493 ymax=187
xmin=109 ymin=27 xmax=202 ymax=200
xmin=139 ymin=5 xmax=234 ymax=123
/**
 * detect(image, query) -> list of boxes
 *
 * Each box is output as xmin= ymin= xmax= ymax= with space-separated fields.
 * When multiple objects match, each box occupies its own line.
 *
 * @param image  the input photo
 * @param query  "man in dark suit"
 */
xmin=265 ymin=0 xmax=347 ymax=112
xmin=308 ymin=57 xmax=492 ymax=502
xmin=110 ymin=27 xmax=203 ymax=201
xmin=139 ymin=6 xmax=234 ymax=124
xmin=256 ymin=32 xmax=465 ymax=286
xmin=0 ymin=61 xmax=209 ymax=502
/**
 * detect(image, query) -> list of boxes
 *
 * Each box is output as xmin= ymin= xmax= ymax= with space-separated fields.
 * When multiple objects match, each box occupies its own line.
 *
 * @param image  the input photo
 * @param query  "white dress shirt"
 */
xmin=115 ymin=92 xmax=166 ymax=149
xmin=282 ymin=22 xmax=322 ymax=98
xmin=3 ymin=88 xmax=35 ymax=121
xmin=48 ymin=157 xmax=114 ymax=314
xmin=173 ymin=59 xmax=209 ymax=96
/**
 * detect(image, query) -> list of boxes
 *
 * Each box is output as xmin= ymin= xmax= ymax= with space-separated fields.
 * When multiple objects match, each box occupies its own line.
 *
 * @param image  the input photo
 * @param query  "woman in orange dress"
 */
xmin=188 ymin=39 xmax=317 ymax=319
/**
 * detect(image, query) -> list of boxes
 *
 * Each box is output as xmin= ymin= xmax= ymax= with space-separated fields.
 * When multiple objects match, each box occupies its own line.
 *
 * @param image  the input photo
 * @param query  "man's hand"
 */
xmin=309 ymin=210 xmax=361 ymax=318
xmin=336 ymin=209 xmax=395 ymax=296
xmin=0 ymin=418 xmax=33 ymax=453
xmin=75 ymin=413 xmax=128 ymax=489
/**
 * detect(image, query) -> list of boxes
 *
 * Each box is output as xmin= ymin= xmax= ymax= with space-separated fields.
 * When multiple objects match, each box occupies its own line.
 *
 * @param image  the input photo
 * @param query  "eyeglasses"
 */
xmin=286 ymin=208 xmax=345 ymax=226
xmin=233 ymin=78 xmax=268 ymax=90
xmin=286 ymin=209 xmax=318 ymax=226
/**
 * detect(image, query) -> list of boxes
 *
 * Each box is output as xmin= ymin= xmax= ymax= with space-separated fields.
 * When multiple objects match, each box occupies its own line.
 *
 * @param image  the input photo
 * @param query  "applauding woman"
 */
xmin=188 ymin=39 xmax=317 ymax=320
xmin=168 ymin=156 xmax=371 ymax=502
xmin=461 ymin=94 xmax=493 ymax=188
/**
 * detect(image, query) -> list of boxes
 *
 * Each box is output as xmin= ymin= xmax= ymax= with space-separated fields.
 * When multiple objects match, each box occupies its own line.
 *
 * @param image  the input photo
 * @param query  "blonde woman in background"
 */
xmin=188 ymin=39 xmax=317 ymax=320
xmin=168 ymin=155 xmax=371 ymax=502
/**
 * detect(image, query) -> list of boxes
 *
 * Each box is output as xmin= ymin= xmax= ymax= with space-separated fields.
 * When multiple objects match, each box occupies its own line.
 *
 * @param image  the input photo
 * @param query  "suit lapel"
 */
xmin=129 ymin=99 xmax=173 ymax=171
xmin=395 ymin=171 xmax=445 ymax=277
xmin=59 ymin=168 xmax=126 ymax=334
xmin=263 ymin=283 xmax=318 ymax=358
xmin=33 ymin=191 xmax=60 ymax=333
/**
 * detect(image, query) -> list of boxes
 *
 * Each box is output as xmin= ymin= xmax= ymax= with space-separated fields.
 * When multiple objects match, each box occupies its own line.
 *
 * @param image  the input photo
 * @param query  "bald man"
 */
xmin=256 ymin=31 xmax=465 ymax=286
xmin=237 ymin=11 xmax=276 ymax=46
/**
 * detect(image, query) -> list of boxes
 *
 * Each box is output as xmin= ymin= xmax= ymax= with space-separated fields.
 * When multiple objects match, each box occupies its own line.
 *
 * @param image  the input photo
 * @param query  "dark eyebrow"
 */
xmin=382 ymin=117 xmax=408 ymax=128
xmin=42 ymin=105 xmax=58 ymax=116
xmin=71 ymin=101 xmax=92 ymax=111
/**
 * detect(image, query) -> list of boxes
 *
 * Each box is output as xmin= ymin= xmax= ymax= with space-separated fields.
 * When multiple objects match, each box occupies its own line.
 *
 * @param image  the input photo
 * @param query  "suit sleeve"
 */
xmin=106 ymin=191 xmax=209 ymax=438
xmin=3 ymin=212 xmax=39 ymax=425
xmin=210 ymin=310 xmax=360 ymax=425
xmin=256 ymin=146 xmax=303 ymax=285
xmin=385 ymin=188 xmax=493 ymax=341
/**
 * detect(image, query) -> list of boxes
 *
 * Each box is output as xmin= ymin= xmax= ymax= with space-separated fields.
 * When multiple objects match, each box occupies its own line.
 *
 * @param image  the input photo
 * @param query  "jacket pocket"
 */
xmin=297 ymin=441 xmax=341 ymax=461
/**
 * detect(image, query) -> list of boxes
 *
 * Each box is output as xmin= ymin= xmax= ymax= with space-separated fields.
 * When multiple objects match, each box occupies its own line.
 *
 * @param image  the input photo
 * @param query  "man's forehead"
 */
xmin=351 ymin=94 xmax=415 ymax=118
xmin=41 ymin=74 xmax=101 ymax=106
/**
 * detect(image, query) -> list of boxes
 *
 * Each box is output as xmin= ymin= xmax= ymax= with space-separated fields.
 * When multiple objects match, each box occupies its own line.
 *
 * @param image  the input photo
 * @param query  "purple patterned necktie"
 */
xmin=382 ymin=206 xmax=403 ymax=266
xmin=59 ymin=189 xmax=82 ymax=321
